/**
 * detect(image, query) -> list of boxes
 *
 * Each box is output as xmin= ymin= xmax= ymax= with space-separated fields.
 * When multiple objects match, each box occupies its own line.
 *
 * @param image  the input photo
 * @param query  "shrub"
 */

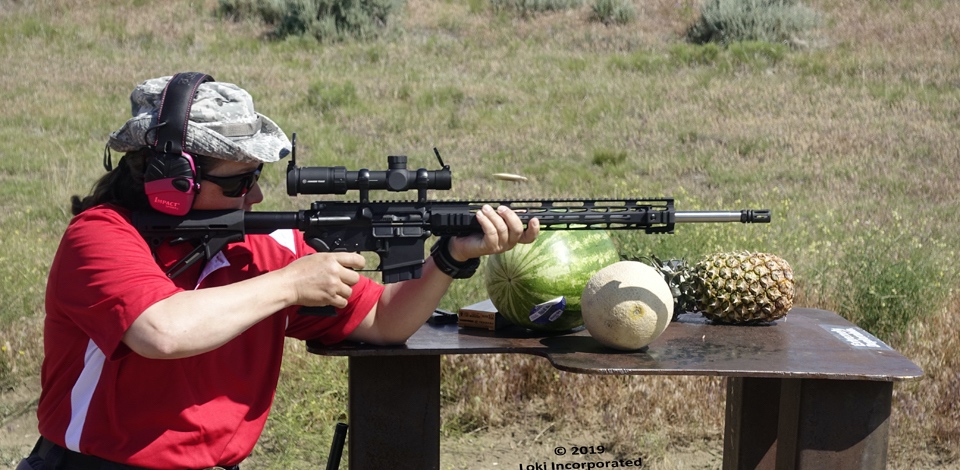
xmin=685 ymin=0 xmax=820 ymax=46
xmin=589 ymin=0 xmax=636 ymax=26
xmin=490 ymin=0 xmax=583 ymax=18
xmin=218 ymin=0 xmax=296 ymax=24
xmin=218 ymin=0 xmax=400 ymax=41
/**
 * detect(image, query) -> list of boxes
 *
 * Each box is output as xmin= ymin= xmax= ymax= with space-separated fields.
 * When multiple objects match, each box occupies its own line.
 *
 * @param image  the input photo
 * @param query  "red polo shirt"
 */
xmin=38 ymin=204 xmax=382 ymax=468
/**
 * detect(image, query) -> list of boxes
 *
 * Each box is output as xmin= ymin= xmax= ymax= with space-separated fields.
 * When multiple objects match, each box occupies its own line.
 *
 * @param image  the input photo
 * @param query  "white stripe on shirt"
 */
xmin=65 ymin=339 xmax=106 ymax=451
xmin=269 ymin=230 xmax=297 ymax=255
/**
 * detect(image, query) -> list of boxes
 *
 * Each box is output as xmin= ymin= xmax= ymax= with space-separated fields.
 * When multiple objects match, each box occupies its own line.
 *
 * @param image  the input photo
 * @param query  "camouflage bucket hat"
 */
xmin=107 ymin=76 xmax=291 ymax=163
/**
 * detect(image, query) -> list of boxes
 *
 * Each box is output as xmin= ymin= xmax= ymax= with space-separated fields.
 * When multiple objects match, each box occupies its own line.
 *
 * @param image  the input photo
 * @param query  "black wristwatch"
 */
xmin=430 ymin=236 xmax=481 ymax=279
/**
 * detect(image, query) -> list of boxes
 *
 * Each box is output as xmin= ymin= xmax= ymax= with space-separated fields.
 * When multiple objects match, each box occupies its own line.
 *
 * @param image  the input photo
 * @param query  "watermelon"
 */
xmin=483 ymin=231 xmax=621 ymax=332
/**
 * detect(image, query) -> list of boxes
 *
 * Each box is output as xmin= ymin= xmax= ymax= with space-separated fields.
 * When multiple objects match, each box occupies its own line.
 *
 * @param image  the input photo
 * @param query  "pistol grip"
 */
xmin=299 ymin=306 xmax=338 ymax=316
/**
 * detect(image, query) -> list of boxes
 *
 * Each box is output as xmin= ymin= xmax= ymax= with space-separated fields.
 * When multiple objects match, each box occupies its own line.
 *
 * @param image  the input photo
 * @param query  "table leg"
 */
xmin=347 ymin=355 xmax=441 ymax=470
xmin=776 ymin=378 xmax=892 ymax=470
xmin=723 ymin=377 xmax=781 ymax=470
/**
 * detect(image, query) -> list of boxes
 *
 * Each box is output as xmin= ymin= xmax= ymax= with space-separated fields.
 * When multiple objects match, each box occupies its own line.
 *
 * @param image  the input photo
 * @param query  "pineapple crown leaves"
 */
xmin=643 ymin=254 xmax=685 ymax=296
xmin=643 ymin=254 xmax=700 ymax=320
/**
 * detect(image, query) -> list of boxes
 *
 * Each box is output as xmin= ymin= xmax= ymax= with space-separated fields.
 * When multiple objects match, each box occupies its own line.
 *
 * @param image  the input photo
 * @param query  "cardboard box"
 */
xmin=457 ymin=299 xmax=509 ymax=331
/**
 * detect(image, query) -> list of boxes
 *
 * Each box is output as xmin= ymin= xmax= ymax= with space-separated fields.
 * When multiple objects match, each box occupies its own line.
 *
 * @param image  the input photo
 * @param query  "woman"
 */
xmin=25 ymin=75 xmax=539 ymax=469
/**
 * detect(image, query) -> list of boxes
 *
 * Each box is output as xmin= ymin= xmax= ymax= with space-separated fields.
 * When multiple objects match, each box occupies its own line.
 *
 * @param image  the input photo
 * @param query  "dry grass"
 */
xmin=1 ymin=0 xmax=959 ymax=467
xmin=887 ymin=295 xmax=960 ymax=467
xmin=441 ymin=354 xmax=726 ymax=459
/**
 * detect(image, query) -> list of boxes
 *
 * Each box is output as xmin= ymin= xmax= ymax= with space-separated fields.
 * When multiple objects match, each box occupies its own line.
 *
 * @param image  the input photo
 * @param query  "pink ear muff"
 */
xmin=144 ymin=152 xmax=198 ymax=216
xmin=143 ymin=72 xmax=214 ymax=215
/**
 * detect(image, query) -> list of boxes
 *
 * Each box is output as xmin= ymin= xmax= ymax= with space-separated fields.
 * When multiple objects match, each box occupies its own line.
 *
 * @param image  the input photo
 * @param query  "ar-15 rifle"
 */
xmin=134 ymin=136 xmax=771 ymax=285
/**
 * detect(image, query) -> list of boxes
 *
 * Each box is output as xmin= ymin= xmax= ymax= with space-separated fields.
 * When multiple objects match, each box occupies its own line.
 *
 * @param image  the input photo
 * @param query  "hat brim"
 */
xmin=108 ymin=112 xmax=290 ymax=163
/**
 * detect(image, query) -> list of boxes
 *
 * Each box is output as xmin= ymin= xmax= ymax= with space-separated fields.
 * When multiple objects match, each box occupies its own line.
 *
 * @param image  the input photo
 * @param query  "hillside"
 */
xmin=0 ymin=0 xmax=958 ymax=468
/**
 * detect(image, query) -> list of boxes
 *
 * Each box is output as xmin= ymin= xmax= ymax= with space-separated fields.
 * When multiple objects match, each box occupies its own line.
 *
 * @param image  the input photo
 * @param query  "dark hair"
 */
xmin=70 ymin=149 xmax=222 ymax=216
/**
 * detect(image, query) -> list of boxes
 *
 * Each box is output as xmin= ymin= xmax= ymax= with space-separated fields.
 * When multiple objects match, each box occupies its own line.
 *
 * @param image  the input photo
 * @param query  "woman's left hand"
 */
xmin=448 ymin=204 xmax=540 ymax=261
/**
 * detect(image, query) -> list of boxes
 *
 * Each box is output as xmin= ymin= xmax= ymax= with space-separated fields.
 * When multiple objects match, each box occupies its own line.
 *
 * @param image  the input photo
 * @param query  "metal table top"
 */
xmin=307 ymin=307 xmax=923 ymax=381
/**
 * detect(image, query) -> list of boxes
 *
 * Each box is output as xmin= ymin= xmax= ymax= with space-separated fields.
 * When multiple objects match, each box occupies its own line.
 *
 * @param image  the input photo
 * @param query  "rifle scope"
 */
xmin=287 ymin=155 xmax=452 ymax=196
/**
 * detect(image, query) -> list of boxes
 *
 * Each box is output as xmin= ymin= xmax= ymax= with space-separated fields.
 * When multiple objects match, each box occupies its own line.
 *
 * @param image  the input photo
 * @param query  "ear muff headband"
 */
xmin=144 ymin=72 xmax=215 ymax=216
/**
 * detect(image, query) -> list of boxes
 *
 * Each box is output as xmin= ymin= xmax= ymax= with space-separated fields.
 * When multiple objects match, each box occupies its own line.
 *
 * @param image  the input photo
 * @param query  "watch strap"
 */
xmin=430 ymin=236 xmax=480 ymax=279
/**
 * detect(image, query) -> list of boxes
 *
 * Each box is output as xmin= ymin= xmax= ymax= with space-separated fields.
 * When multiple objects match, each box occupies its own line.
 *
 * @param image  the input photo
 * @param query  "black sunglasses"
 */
xmin=201 ymin=164 xmax=263 ymax=198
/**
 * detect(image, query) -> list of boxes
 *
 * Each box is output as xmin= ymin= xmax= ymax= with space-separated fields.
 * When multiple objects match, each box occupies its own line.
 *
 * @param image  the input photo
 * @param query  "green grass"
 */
xmin=1 ymin=0 xmax=959 ymax=466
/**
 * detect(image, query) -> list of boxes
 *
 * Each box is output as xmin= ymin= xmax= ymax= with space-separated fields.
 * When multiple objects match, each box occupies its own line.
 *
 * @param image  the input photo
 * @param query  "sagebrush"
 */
xmin=686 ymin=0 xmax=821 ymax=45
xmin=218 ymin=0 xmax=400 ymax=41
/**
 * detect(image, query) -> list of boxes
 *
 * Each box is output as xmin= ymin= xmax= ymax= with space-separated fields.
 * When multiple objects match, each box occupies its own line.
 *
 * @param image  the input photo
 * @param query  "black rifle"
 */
xmin=134 ymin=138 xmax=770 ymax=286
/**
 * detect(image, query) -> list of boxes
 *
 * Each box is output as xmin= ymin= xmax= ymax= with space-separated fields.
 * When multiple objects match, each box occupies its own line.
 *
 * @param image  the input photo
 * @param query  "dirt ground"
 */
xmin=0 ymin=377 xmax=40 ymax=469
xmin=440 ymin=419 xmax=722 ymax=470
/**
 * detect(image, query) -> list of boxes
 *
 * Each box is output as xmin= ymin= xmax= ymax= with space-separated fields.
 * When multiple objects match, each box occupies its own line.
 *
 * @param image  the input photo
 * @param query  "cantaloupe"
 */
xmin=581 ymin=261 xmax=674 ymax=350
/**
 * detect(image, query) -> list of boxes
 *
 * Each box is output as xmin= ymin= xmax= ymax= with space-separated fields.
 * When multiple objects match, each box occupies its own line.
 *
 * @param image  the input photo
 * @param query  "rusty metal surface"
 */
xmin=775 ymin=378 xmax=892 ymax=470
xmin=723 ymin=377 xmax=781 ymax=470
xmin=307 ymin=308 xmax=922 ymax=381
xmin=347 ymin=356 xmax=440 ymax=470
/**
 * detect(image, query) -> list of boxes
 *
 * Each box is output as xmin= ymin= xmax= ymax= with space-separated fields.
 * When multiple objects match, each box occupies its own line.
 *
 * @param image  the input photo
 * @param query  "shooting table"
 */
xmin=306 ymin=307 xmax=922 ymax=470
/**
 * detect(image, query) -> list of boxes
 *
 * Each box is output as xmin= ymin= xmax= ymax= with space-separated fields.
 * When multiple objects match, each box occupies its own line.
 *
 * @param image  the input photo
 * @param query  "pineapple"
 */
xmin=652 ymin=252 xmax=795 ymax=324
xmin=647 ymin=255 xmax=699 ymax=321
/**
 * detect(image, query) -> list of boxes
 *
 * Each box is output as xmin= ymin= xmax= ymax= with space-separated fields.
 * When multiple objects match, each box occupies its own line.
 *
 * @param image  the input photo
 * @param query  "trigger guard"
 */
xmin=306 ymin=238 xmax=332 ymax=252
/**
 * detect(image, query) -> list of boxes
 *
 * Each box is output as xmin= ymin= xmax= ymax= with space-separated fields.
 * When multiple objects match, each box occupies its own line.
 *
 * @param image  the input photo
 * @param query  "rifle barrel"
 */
xmin=675 ymin=209 xmax=771 ymax=224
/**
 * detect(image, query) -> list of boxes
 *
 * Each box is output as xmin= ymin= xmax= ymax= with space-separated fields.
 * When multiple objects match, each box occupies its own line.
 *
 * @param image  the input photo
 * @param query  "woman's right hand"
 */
xmin=282 ymin=252 xmax=366 ymax=309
